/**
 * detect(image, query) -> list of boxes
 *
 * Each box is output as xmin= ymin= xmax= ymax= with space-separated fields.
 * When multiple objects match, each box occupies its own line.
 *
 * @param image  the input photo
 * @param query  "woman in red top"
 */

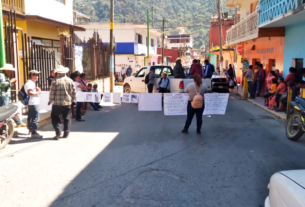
xmin=284 ymin=67 xmax=296 ymax=84
xmin=269 ymin=77 xmax=287 ymax=110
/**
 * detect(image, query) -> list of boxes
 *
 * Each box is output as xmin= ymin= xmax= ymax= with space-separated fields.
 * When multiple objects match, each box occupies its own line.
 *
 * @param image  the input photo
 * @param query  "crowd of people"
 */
xmin=245 ymin=63 xmax=298 ymax=112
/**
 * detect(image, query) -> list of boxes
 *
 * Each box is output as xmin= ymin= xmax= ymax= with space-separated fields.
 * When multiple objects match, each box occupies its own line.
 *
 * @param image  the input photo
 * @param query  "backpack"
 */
xmin=158 ymin=78 xmax=169 ymax=88
xmin=191 ymin=84 xmax=204 ymax=109
xmin=210 ymin=64 xmax=215 ymax=73
xmin=144 ymin=72 xmax=151 ymax=84
xmin=18 ymin=85 xmax=29 ymax=105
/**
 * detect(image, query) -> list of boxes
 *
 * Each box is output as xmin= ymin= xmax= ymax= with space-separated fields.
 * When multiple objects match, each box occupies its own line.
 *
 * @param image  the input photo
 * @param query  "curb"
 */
xmin=234 ymin=90 xmax=286 ymax=120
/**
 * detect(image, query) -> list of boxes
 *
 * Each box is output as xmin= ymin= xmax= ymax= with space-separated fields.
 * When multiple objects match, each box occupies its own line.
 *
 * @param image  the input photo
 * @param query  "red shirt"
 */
xmin=190 ymin=63 xmax=203 ymax=77
xmin=277 ymin=83 xmax=287 ymax=94
xmin=284 ymin=73 xmax=296 ymax=84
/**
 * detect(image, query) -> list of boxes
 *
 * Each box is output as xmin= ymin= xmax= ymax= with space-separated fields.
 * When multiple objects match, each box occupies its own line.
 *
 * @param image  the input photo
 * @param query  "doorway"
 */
xmin=292 ymin=58 xmax=303 ymax=83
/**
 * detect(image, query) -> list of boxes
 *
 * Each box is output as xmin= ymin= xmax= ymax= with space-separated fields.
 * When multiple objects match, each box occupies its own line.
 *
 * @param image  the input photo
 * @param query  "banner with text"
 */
xmin=122 ymin=93 xmax=139 ymax=103
xmin=164 ymin=93 xmax=188 ymax=116
xmin=203 ymin=93 xmax=229 ymax=115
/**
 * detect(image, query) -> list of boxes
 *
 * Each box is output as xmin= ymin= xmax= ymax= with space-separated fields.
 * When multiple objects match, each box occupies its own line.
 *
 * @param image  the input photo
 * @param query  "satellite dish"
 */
xmin=201 ymin=45 xmax=206 ymax=52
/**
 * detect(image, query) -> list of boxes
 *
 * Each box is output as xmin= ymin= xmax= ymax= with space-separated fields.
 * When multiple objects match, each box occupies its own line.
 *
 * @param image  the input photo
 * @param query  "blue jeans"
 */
xmin=184 ymin=101 xmax=204 ymax=131
xmin=0 ymin=96 xmax=22 ymax=124
xmin=89 ymin=102 xmax=98 ymax=110
xmin=28 ymin=105 xmax=39 ymax=134
xmin=76 ymin=102 xmax=83 ymax=119
xmin=256 ymin=79 xmax=263 ymax=96
xmin=147 ymin=84 xmax=154 ymax=93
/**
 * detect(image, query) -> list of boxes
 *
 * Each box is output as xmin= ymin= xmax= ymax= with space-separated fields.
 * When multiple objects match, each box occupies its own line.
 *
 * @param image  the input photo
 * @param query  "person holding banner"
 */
xmin=49 ymin=66 xmax=76 ymax=140
xmin=182 ymin=75 xmax=206 ymax=135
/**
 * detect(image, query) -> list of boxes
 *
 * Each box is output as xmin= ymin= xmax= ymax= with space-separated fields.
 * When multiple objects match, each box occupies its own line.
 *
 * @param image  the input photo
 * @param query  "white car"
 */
xmin=123 ymin=65 xmax=216 ymax=93
xmin=265 ymin=170 xmax=305 ymax=207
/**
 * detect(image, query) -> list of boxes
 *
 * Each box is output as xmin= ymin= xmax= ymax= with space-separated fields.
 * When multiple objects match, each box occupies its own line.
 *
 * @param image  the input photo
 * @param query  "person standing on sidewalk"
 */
xmin=24 ymin=70 xmax=43 ymax=138
xmin=49 ymin=66 xmax=76 ymax=140
xmin=121 ymin=67 xmax=127 ymax=81
xmin=245 ymin=65 xmax=255 ymax=99
xmin=0 ymin=64 xmax=26 ymax=127
xmin=256 ymin=64 xmax=265 ymax=97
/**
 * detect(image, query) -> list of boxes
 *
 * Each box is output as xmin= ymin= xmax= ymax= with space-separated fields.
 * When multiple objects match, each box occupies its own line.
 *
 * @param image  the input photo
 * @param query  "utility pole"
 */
xmin=233 ymin=3 xmax=238 ymax=66
xmin=109 ymin=0 xmax=114 ymax=92
xmin=0 ymin=3 xmax=5 ymax=67
xmin=161 ymin=19 xmax=165 ymax=64
xmin=217 ymin=0 xmax=223 ymax=72
xmin=151 ymin=7 xmax=154 ymax=28
xmin=144 ymin=10 xmax=150 ymax=66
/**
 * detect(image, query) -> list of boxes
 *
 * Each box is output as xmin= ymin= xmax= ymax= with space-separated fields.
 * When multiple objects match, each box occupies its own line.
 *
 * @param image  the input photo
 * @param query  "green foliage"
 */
xmin=74 ymin=0 xmax=232 ymax=49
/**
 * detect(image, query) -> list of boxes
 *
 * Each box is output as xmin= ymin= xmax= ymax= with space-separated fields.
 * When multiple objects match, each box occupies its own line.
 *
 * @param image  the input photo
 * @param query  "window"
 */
xmin=151 ymin=39 xmax=154 ymax=47
xmin=162 ymin=67 xmax=173 ymax=76
xmin=151 ymin=66 xmax=172 ymax=76
xmin=136 ymin=34 xmax=142 ymax=44
xmin=136 ymin=68 xmax=146 ymax=77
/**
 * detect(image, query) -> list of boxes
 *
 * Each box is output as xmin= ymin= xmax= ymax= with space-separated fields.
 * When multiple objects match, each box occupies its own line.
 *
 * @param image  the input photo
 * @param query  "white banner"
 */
xmin=75 ymin=46 xmax=83 ymax=73
xmin=113 ymin=93 xmax=121 ymax=105
xmin=76 ymin=92 xmax=101 ymax=103
xmin=203 ymin=93 xmax=229 ymax=115
xmin=138 ymin=93 xmax=162 ymax=111
xmin=39 ymin=91 xmax=52 ymax=110
xmin=164 ymin=93 xmax=188 ymax=116
xmin=103 ymin=93 xmax=112 ymax=103
xmin=122 ymin=93 xmax=139 ymax=103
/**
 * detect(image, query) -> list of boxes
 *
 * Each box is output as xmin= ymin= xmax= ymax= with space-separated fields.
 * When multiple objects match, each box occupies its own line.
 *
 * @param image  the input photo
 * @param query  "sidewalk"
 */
xmin=234 ymin=85 xmax=286 ymax=119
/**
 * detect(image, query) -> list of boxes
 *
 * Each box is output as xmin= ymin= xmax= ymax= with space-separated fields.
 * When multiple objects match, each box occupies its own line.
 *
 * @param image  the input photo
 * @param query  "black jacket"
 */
xmin=173 ymin=63 xmax=186 ymax=78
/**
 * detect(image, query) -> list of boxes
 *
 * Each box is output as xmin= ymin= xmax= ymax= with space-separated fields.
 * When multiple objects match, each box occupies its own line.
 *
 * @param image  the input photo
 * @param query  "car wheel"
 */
xmin=124 ymin=84 xmax=131 ymax=93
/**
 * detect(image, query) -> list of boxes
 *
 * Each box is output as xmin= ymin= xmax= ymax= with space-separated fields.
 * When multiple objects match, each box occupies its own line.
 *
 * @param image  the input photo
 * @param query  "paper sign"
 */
xmin=93 ymin=92 xmax=101 ymax=103
xmin=203 ymin=93 xmax=229 ymax=115
xmin=113 ymin=93 xmax=121 ymax=105
xmin=40 ymin=91 xmax=52 ymax=110
xmin=76 ymin=92 xmax=85 ymax=102
xmin=164 ymin=93 xmax=188 ymax=116
xmin=130 ymin=94 xmax=139 ymax=103
xmin=138 ymin=93 xmax=162 ymax=111
xmin=103 ymin=93 xmax=112 ymax=103
xmin=122 ymin=94 xmax=131 ymax=103
xmin=85 ymin=93 xmax=94 ymax=102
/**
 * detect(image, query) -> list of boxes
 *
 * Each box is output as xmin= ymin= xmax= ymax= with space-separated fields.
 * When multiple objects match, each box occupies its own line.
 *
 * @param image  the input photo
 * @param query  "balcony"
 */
xmin=226 ymin=10 xmax=259 ymax=46
xmin=259 ymin=0 xmax=305 ymax=28
xmin=2 ymin=0 xmax=24 ymax=14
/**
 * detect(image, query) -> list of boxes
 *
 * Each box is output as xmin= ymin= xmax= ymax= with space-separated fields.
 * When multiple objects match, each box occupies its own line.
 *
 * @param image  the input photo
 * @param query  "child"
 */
xmin=87 ymin=83 xmax=100 ymax=111
xmin=90 ymin=82 xmax=103 ymax=109
xmin=264 ymin=78 xmax=277 ymax=106
xmin=115 ymin=73 xmax=119 ymax=82
xmin=269 ymin=77 xmax=287 ymax=110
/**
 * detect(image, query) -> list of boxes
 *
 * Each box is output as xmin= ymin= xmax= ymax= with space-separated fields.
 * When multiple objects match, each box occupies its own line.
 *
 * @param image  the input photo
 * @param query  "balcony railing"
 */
xmin=259 ymin=0 xmax=304 ymax=26
xmin=2 ymin=0 xmax=24 ymax=14
xmin=226 ymin=10 xmax=259 ymax=46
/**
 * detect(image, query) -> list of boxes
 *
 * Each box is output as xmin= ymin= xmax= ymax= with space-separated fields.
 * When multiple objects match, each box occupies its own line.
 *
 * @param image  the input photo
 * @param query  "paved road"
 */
xmin=1 ymin=94 xmax=305 ymax=207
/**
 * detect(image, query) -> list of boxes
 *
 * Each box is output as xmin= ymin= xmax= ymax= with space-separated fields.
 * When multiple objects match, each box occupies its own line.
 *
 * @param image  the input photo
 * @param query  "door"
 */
xmin=293 ymin=59 xmax=303 ymax=84
xmin=131 ymin=67 xmax=146 ymax=93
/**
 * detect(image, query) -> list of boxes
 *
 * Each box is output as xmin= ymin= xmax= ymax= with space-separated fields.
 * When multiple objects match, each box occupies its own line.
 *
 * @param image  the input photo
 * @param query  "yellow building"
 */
xmin=1 ymin=0 xmax=84 ymax=89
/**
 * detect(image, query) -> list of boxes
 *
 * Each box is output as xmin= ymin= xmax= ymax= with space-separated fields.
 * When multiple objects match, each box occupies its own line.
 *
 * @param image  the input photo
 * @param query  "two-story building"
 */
xmin=225 ymin=0 xmax=285 ymax=86
xmin=74 ymin=22 xmax=160 ymax=73
xmin=259 ymin=0 xmax=305 ymax=79
xmin=1 ymin=0 xmax=84 ymax=86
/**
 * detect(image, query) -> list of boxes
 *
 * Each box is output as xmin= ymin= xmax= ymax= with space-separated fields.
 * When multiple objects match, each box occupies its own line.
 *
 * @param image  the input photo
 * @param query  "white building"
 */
xmin=74 ymin=23 xmax=161 ymax=73
xmin=164 ymin=29 xmax=193 ymax=51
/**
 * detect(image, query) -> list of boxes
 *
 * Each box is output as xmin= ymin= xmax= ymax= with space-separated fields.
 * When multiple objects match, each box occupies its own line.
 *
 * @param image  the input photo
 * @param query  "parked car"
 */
xmin=265 ymin=170 xmax=305 ymax=207
xmin=123 ymin=65 xmax=228 ymax=93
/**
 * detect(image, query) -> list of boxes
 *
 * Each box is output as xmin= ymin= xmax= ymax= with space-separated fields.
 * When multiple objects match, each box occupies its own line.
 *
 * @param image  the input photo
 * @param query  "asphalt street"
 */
xmin=1 ymin=94 xmax=305 ymax=207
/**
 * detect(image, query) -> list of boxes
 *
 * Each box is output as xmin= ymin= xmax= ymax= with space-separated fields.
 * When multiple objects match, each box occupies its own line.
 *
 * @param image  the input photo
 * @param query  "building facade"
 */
xmin=74 ymin=23 xmax=160 ymax=73
xmin=225 ymin=0 xmax=285 ymax=89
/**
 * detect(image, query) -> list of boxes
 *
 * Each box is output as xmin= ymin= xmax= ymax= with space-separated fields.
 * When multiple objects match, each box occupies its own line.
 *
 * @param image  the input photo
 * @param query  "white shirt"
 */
xmin=24 ymin=80 xmax=40 ymax=105
xmin=74 ymin=81 xmax=82 ymax=92
xmin=121 ymin=68 xmax=126 ymax=75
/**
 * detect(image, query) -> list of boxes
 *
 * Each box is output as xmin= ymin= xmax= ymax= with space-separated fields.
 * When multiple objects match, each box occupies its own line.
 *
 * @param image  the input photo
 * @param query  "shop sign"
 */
xmin=257 ymin=48 xmax=274 ymax=54
xmin=237 ymin=47 xmax=243 ymax=54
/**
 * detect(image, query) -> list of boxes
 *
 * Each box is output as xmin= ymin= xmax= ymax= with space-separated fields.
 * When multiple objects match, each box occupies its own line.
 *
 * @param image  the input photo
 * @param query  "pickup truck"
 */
xmin=123 ymin=65 xmax=229 ymax=93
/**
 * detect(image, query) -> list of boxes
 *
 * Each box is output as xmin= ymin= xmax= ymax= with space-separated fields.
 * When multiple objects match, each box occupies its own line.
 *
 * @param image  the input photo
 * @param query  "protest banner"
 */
xmin=138 ymin=93 xmax=162 ymax=111
xmin=164 ymin=93 xmax=188 ymax=115
xmin=122 ymin=93 xmax=138 ymax=103
xmin=76 ymin=92 xmax=85 ymax=102
xmin=113 ymin=93 xmax=121 ymax=105
xmin=103 ymin=93 xmax=112 ymax=103
xmin=39 ymin=91 xmax=52 ymax=110
xmin=93 ymin=92 xmax=101 ymax=103
xmin=203 ymin=93 xmax=229 ymax=115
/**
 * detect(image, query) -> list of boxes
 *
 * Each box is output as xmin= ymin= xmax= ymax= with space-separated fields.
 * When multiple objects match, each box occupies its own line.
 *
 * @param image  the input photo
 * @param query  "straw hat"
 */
xmin=55 ymin=65 xmax=69 ymax=74
xmin=29 ymin=70 xmax=41 ymax=75
xmin=0 ymin=64 xmax=16 ymax=71
xmin=93 ymin=81 xmax=98 ymax=86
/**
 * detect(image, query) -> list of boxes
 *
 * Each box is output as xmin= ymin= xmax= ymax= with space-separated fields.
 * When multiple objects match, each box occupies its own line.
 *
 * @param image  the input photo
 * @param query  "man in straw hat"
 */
xmin=0 ymin=64 xmax=26 ymax=127
xmin=49 ymin=65 xmax=76 ymax=140
xmin=24 ymin=69 xmax=43 ymax=138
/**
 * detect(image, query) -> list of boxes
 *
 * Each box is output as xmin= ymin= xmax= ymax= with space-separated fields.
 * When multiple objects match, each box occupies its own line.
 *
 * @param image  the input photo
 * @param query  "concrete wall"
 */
xmin=283 ymin=21 xmax=305 ymax=77
xmin=24 ymin=0 xmax=73 ymax=25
